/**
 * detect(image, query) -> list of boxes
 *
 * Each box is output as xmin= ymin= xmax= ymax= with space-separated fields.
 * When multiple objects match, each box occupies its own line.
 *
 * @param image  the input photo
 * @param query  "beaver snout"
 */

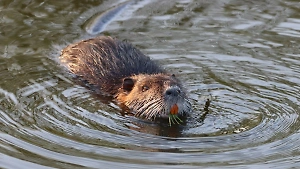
xmin=165 ymin=86 xmax=181 ymax=97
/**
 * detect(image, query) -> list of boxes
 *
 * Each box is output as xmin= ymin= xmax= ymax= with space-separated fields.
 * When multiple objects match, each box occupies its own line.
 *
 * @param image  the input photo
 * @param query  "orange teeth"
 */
xmin=170 ymin=104 xmax=178 ymax=115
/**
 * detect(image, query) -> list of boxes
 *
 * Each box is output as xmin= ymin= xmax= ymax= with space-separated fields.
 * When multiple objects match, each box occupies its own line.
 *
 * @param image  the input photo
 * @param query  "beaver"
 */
xmin=59 ymin=36 xmax=192 ymax=121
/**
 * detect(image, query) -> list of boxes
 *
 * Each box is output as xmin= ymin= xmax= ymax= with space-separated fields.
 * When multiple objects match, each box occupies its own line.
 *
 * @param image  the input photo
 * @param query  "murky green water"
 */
xmin=1 ymin=0 xmax=300 ymax=168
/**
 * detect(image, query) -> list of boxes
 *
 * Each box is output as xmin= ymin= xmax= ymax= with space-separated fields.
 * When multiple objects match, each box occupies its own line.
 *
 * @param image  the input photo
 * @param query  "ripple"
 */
xmin=84 ymin=1 xmax=133 ymax=35
xmin=1 ymin=0 xmax=300 ymax=168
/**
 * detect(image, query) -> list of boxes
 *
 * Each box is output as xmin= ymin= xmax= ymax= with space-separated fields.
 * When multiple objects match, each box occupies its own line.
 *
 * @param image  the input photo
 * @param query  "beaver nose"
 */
xmin=165 ymin=86 xmax=181 ymax=97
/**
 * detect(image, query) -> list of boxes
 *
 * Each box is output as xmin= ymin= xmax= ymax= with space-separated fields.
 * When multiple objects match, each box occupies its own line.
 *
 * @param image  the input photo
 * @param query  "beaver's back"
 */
xmin=60 ymin=36 xmax=164 ymax=95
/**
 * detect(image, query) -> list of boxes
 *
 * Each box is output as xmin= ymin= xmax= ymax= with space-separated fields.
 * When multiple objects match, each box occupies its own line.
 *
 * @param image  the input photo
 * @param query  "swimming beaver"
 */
xmin=60 ymin=36 xmax=192 ymax=120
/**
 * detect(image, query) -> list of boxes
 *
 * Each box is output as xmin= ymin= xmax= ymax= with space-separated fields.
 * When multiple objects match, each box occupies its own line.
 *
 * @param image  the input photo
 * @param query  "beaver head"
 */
xmin=116 ymin=73 xmax=192 ymax=120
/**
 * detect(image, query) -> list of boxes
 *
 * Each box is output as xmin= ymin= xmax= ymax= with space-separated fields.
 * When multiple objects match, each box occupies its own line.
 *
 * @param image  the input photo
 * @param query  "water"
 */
xmin=0 ymin=0 xmax=300 ymax=168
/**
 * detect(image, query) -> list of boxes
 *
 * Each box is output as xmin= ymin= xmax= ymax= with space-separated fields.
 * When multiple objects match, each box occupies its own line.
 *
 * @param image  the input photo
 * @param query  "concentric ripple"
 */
xmin=1 ymin=0 xmax=300 ymax=168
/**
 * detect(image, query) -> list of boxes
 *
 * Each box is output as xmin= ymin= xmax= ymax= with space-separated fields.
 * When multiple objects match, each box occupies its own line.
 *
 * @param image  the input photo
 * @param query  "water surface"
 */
xmin=0 ymin=0 xmax=300 ymax=168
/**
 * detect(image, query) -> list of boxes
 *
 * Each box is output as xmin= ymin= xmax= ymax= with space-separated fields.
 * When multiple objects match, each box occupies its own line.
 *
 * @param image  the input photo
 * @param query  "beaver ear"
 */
xmin=122 ymin=78 xmax=135 ymax=92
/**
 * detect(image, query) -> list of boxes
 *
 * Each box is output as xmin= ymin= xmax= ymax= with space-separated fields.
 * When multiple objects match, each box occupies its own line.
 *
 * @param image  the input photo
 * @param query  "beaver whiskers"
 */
xmin=126 ymin=98 xmax=164 ymax=120
xmin=126 ymin=95 xmax=192 ymax=120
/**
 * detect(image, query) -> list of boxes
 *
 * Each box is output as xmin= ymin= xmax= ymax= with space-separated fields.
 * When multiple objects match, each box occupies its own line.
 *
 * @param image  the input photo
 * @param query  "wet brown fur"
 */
xmin=60 ymin=36 xmax=191 ymax=119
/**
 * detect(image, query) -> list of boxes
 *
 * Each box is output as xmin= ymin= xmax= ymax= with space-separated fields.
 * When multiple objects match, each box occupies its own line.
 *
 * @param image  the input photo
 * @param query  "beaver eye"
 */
xmin=142 ymin=85 xmax=149 ymax=92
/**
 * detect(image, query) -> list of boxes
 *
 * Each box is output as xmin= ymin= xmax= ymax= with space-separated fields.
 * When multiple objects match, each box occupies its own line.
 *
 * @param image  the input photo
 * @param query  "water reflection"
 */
xmin=0 ymin=0 xmax=300 ymax=168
